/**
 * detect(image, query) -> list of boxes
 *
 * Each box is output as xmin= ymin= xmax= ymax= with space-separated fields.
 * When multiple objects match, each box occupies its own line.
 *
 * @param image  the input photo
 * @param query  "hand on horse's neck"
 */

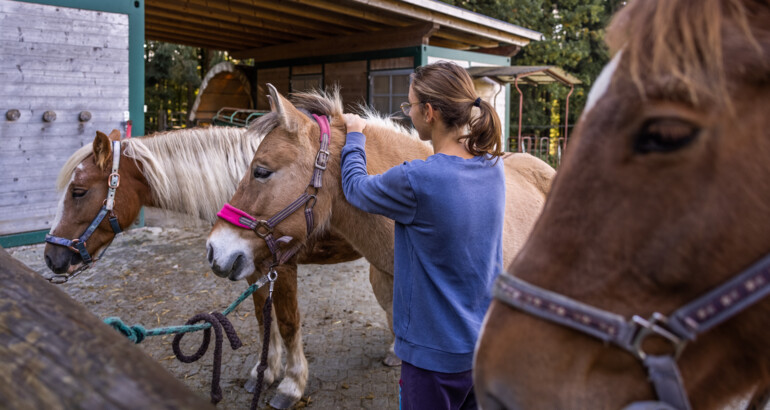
xmin=430 ymin=122 xmax=473 ymax=159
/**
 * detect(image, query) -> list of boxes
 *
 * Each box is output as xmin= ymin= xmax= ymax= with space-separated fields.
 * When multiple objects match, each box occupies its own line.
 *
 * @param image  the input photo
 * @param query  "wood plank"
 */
xmin=1 ymin=27 xmax=128 ymax=49
xmin=0 ymin=215 xmax=53 ymax=235
xmin=1 ymin=41 xmax=129 ymax=62
xmin=370 ymin=57 xmax=414 ymax=71
xmin=324 ymin=61 xmax=368 ymax=111
xmin=246 ymin=0 xmax=384 ymax=32
xmin=0 ymin=11 xmax=128 ymax=36
xmin=145 ymin=3 xmax=337 ymax=39
xmin=0 ymin=247 xmax=216 ymax=409
xmin=2 ymin=72 xmax=128 ymax=87
xmin=0 ymin=58 xmax=129 ymax=75
xmin=0 ymin=188 xmax=60 ymax=208
xmin=0 ymin=2 xmax=129 ymax=26
xmin=1 ymin=97 xmax=128 ymax=111
xmin=143 ymin=7 xmax=303 ymax=43
xmin=145 ymin=16 xmax=280 ymax=47
xmin=232 ymin=22 xmax=439 ymax=61
xmin=0 ymin=84 xmax=128 ymax=98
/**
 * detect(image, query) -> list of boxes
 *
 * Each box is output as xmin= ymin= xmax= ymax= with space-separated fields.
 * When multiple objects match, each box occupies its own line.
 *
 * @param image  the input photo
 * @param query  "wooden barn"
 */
xmin=0 ymin=0 xmax=542 ymax=247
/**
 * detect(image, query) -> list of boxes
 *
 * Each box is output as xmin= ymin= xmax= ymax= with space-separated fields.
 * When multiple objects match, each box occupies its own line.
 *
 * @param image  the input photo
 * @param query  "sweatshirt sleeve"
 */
xmin=341 ymin=132 xmax=417 ymax=224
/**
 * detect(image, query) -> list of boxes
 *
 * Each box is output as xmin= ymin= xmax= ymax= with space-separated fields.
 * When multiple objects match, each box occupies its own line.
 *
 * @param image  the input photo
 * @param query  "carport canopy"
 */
xmin=466 ymin=65 xmax=582 ymax=86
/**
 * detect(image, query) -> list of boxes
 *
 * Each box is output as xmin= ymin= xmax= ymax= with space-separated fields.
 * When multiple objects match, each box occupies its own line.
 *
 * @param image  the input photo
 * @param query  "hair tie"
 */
xmin=473 ymin=97 xmax=482 ymax=108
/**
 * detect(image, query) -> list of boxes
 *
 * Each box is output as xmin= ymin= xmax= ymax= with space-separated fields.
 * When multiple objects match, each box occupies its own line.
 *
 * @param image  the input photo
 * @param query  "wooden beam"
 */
xmin=146 ymin=16 xmax=281 ymax=47
xmin=474 ymin=45 xmax=522 ymax=57
xmin=146 ymin=26 xmax=258 ymax=50
xmin=146 ymin=30 xmax=245 ymax=51
xmin=339 ymin=0 xmax=537 ymax=46
xmin=232 ymin=22 xmax=439 ymax=61
xmin=146 ymin=2 xmax=334 ymax=39
xmin=0 ymin=249 xmax=214 ymax=409
xmin=145 ymin=5 xmax=306 ymax=43
xmin=235 ymin=0 xmax=386 ymax=33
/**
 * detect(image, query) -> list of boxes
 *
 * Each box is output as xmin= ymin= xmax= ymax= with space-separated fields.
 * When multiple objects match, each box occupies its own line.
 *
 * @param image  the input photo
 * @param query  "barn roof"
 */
xmin=144 ymin=0 xmax=543 ymax=60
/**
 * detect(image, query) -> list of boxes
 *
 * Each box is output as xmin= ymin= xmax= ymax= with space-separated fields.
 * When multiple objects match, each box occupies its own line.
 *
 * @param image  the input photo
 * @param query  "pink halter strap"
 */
xmin=216 ymin=203 xmax=255 ymax=230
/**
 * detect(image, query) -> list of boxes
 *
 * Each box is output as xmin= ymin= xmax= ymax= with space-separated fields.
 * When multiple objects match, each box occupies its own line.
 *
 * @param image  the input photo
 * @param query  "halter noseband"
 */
xmin=217 ymin=114 xmax=331 ymax=270
xmin=493 ymin=253 xmax=770 ymax=410
xmin=45 ymin=140 xmax=123 ymax=283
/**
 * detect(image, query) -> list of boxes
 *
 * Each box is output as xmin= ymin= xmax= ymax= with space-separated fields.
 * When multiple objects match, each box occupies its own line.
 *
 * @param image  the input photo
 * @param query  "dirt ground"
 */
xmin=7 ymin=216 xmax=399 ymax=409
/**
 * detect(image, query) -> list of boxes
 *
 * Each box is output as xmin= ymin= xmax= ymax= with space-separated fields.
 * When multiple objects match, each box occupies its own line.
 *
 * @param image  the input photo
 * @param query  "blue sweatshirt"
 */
xmin=341 ymin=131 xmax=505 ymax=373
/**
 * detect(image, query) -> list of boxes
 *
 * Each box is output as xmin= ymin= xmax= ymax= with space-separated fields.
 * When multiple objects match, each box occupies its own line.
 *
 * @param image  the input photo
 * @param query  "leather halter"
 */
xmin=217 ymin=114 xmax=331 ymax=269
xmin=45 ymin=140 xmax=123 ymax=283
xmin=493 ymin=253 xmax=770 ymax=410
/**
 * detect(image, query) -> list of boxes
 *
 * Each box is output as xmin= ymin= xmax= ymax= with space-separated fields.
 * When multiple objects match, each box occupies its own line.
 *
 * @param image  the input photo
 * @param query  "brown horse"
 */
xmin=42 ymin=126 xmax=361 ymax=409
xmin=474 ymin=1 xmax=770 ymax=409
xmin=206 ymin=86 xmax=555 ymax=405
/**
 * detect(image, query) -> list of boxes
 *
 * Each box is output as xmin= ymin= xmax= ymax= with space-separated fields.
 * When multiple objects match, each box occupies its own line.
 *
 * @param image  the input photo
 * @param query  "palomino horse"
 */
xmin=474 ymin=0 xmax=770 ymax=409
xmin=206 ymin=86 xmax=556 ymax=403
xmin=42 ymin=126 xmax=361 ymax=408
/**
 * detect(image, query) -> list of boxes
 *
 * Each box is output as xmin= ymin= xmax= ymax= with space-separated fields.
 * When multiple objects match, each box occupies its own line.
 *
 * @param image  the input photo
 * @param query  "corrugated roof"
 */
xmin=467 ymin=66 xmax=582 ymax=86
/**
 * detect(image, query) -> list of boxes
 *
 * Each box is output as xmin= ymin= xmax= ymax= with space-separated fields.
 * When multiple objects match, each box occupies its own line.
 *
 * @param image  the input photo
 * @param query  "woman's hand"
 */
xmin=344 ymin=113 xmax=367 ymax=134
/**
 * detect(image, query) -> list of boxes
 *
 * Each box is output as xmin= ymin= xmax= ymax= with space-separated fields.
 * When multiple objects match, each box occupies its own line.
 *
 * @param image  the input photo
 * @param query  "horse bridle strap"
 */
xmin=494 ymin=252 xmax=770 ymax=410
xmin=217 ymin=114 xmax=331 ymax=267
xmin=45 ymin=140 xmax=123 ymax=283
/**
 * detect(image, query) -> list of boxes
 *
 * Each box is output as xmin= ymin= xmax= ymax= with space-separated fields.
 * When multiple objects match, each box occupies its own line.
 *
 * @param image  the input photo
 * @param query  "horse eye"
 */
xmin=634 ymin=118 xmax=700 ymax=154
xmin=253 ymin=166 xmax=273 ymax=179
xmin=72 ymin=188 xmax=88 ymax=198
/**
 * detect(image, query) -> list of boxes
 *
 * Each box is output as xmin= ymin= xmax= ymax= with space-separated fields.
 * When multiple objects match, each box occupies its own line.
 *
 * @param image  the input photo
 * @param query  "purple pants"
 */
xmin=399 ymin=361 xmax=477 ymax=410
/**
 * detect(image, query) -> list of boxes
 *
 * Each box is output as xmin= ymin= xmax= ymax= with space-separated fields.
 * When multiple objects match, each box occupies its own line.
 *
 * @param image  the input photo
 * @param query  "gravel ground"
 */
xmin=7 ymin=222 xmax=399 ymax=409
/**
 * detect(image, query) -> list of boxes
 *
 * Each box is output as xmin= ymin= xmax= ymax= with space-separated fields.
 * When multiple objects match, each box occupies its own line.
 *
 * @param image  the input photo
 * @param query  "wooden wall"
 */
xmin=324 ymin=60 xmax=367 ymax=111
xmin=0 ymin=2 xmax=129 ymax=236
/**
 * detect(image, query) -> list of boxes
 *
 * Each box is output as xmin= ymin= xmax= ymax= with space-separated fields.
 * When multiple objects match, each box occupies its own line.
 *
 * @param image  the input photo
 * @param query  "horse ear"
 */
xmin=267 ymin=95 xmax=276 ymax=112
xmin=266 ymin=83 xmax=307 ymax=136
xmin=107 ymin=129 xmax=121 ymax=141
xmin=93 ymin=130 xmax=113 ymax=171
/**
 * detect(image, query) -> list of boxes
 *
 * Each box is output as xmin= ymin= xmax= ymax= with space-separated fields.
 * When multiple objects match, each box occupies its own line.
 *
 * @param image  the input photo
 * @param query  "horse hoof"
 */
xmin=269 ymin=393 xmax=300 ymax=409
xmin=383 ymin=352 xmax=402 ymax=367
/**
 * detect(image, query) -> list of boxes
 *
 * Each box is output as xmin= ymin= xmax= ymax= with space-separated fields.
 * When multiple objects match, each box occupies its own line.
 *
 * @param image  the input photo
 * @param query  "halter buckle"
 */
xmin=314 ymin=149 xmax=330 ymax=170
xmin=630 ymin=313 xmax=687 ymax=360
xmin=253 ymin=220 xmax=273 ymax=238
xmin=108 ymin=173 xmax=120 ymax=189
xmin=68 ymin=238 xmax=86 ymax=253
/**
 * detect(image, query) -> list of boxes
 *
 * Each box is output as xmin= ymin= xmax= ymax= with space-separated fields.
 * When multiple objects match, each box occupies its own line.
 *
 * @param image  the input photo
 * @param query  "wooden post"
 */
xmin=0 ymin=249 xmax=213 ymax=409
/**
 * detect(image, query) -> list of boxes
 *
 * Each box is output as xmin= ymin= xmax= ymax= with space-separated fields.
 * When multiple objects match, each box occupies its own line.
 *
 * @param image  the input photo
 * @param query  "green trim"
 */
xmin=23 ymin=0 xmax=145 ymax=136
xmin=0 ymin=230 xmax=48 ymax=248
xmin=419 ymin=45 xmax=429 ymax=67
xmin=253 ymin=47 xmax=424 ymax=70
xmin=424 ymin=45 xmax=510 ymax=66
xmin=504 ymin=83 xmax=511 ymax=150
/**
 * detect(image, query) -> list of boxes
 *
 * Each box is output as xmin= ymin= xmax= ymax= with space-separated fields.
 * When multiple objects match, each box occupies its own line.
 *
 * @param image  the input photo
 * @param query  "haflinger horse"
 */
xmin=42 ymin=126 xmax=362 ymax=408
xmin=474 ymin=0 xmax=770 ymax=409
xmin=206 ymin=85 xmax=556 ymax=405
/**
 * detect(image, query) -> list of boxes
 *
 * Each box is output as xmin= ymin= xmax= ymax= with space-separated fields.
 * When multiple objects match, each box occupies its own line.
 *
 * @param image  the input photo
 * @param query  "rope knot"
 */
xmin=104 ymin=317 xmax=147 ymax=344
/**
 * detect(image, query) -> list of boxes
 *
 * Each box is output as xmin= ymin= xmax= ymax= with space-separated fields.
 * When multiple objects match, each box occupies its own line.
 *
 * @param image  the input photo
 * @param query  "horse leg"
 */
xmin=243 ymin=266 xmax=286 ymax=393
xmin=267 ymin=263 xmax=307 ymax=409
xmin=369 ymin=265 xmax=401 ymax=366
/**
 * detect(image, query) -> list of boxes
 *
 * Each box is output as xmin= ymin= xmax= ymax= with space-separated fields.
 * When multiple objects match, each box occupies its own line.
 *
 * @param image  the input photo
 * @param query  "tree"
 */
xmin=444 ymin=0 xmax=625 ymax=150
xmin=144 ymin=42 xmax=230 ymax=133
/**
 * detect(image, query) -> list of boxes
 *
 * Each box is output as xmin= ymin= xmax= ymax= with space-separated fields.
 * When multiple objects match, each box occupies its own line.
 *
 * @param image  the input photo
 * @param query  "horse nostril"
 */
xmin=45 ymin=255 xmax=54 ymax=270
xmin=207 ymin=243 xmax=214 ymax=264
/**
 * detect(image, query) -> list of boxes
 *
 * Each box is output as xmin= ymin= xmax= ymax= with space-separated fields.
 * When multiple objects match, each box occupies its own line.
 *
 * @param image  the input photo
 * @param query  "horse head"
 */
xmin=44 ymin=130 xmax=146 ymax=275
xmin=474 ymin=1 xmax=770 ymax=409
xmin=206 ymin=85 xmax=346 ymax=281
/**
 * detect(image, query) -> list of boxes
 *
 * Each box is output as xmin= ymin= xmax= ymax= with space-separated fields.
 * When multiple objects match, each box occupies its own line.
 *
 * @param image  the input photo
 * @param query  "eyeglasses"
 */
xmin=400 ymin=101 xmax=422 ymax=116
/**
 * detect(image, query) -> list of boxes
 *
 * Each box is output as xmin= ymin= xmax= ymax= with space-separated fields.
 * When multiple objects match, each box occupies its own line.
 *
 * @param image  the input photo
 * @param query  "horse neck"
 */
xmin=126 ymin=127 xmax=256 ymax=223
xmin=326 ymin=124 xmax=432 ymax=272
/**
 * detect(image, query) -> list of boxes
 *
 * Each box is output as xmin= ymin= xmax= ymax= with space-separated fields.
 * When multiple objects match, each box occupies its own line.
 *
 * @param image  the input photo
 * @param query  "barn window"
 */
xmin=291 ymin=74 xmax=323 ymax=93
xmin=369 ymin=69 xmax=412 ymax=115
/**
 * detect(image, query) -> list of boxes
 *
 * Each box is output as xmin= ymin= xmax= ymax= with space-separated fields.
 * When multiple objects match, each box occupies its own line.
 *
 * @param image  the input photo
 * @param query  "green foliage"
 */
xmin=144 ymin=41 xmax=230 ymax=133
xmin=443 ymin=0 xmax=625 ymax=148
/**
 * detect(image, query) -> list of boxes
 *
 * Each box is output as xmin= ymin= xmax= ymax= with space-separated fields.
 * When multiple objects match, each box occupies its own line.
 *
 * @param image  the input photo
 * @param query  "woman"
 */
xmin=341 ymin=61 xmax=505 ymax=409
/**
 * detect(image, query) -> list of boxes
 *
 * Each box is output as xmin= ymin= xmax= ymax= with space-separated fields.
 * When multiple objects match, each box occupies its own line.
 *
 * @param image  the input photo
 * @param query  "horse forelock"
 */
xmin=56 ymin=144 xmax=94 ymax=191
xmin=607 ymin=0 xmax=767 ymax=108
xmin=122 ymin=126 xmax=262 ymax=223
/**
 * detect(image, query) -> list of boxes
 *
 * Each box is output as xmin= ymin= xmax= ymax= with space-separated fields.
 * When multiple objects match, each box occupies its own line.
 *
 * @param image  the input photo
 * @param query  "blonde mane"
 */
xmin=56 ymin=126 xmax=264 ymax=223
